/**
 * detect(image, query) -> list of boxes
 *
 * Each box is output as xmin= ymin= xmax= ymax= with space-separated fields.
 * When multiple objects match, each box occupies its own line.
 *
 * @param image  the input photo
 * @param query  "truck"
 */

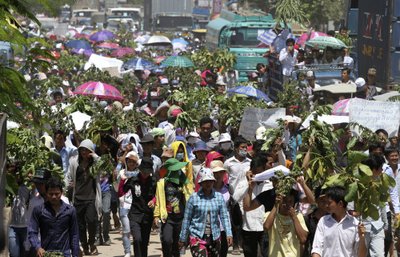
xmin=143 ymin=0 xmax=194 ymax=32
xmin=106 ymin=7 xmax=142 ymax=30
xmin=205 ymin=9 xmax=275 ymax=82
xmin=347 ymin=0 xmax=400 ymax=87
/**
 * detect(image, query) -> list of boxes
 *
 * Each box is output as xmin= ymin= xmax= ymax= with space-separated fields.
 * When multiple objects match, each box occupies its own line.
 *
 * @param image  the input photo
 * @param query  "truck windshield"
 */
xmin=229 ymin=28 xmax=265 ymax=48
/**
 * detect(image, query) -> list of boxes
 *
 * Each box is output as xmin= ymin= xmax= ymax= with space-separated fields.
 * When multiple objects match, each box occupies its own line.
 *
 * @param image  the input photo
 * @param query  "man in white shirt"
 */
xmin=312 ymin=186 xmax=366 ymax=257
xmin=279 ymin=38 xmax=298 ymax=84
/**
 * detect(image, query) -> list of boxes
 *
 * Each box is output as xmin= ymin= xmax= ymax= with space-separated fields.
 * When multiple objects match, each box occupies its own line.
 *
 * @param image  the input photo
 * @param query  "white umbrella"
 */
xmin=373 ymin=91 xmax=400 ymax=102
xmin=145 ymin=35 xmax=171 ymax=45
xmin=301 ymin=113 xmax=350 ymax=129
xmin=253 ymin=165 xmax=290 ymax=182
xmin=69 ymin=111 xmax=91 ymax=130
xmin=313 ymin=83 xmax=357 ymax=94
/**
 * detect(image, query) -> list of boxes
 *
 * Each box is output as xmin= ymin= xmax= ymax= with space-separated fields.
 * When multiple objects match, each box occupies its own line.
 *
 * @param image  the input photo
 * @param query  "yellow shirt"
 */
xmin=264 ymin=212 xmax=308 ymax=257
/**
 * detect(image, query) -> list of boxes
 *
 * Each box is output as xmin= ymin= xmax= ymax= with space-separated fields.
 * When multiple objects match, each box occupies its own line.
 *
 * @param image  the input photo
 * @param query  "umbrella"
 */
xmin=89 ymin=30 xmax=115 ymax=42
xmin=96 ymin=42 xmax=120 ymax=49
xmin=74 ymin=33 xmax=90 ymax=40
xmin=65 ymin=40 xmax=91 ymax=50
xmin=110 ymin=47 xmax=135 ymax=58
xmin=227 ymin=85 xmax=272 ymax=102
xmin=74 ymin=81 xmax=123 ymax=101
xmin=122 ymin=58 xmax=155 ymax=71
xmin=71 ymin=48 xmax=94 ymax=57
xmin=66 ymin=28 xmax=78 ymax=38
xmin=296 ymin=31 xmax=328 ymax=46
xmin=172 ymin=42 xmax=187 ymax=51
xmin=332 ymin=98 xmax=351 ymax=116
xmin=134 ymin=34 xmax=151 ymax=44
xmin=154 ymin=56 xmax=166 ymax=64
xmin=305 ymin=36 xmax=347 ymax=49
xmin=145 ymin=35 xmax=171 ymax=45
xmin=171 ymin=38 xmax=189 ymax=45
xmin=314 ymin=83 xmax=357 ymax=94
xmin=161 ymin=55 xmax=194 ymax=68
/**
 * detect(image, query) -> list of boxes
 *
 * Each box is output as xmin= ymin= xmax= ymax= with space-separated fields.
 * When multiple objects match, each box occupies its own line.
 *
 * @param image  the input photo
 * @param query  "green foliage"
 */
xmin=191 ymin=48 xmax=236 ymax=71
xmin=273 ymin=0 xmax=308 ymax=25
xmin=275 ymin=167 xmax=302 ymax=197
xmin=91 ymin=153 xmax=114 ymax=177
xmin=299 ymin=0 xmax=346 ymax=30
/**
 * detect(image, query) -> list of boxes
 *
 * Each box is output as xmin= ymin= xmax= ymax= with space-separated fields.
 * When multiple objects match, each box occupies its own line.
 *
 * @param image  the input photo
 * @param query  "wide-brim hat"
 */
xmin=125 ymin=151 xmax=141 ymax=165
xmin=164 ymin=158 xmax=188 ymax=171
xmin=140 ymin=133 xmax=154 ymax=144
xmin=210 ymin=160 xmax=226 ymax=173
xmin=198 ymin=167 xmax=216 ymax=183
xmin=78 ymin=139 xmax=95 ymax=153
xmin=139 ymin=156 xmax=153 ymax=173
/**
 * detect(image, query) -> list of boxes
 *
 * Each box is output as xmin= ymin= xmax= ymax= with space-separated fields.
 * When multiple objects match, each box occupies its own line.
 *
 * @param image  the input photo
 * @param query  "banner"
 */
xmin=349 ymin=98 xmax=400 ymax=137
xmin=238 ymin=107 xmax=286 ymax=141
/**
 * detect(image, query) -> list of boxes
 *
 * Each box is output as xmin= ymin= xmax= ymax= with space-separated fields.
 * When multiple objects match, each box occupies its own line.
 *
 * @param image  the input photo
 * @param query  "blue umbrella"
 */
xmin=171 ymin=38 xmax=189 ymax=45
xmin=89 ymin=30 xmax=115 ymax=42
xmin=122 ymin=58 xmax=155 ymax=71
xmin=65 ymin=40 xmax=91 ymax=50
xmin=227 ymin=85 xmax=272 ymax=102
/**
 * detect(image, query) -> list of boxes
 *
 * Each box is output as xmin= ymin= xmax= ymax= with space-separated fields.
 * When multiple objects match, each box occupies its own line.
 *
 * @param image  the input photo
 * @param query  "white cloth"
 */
xmin=279 ymin=48 xmax=298 ymax=77
xmin=312 ymin=214 xmax=360 ymax=257
xmin=383 ymin=163 xmax=400 ymax=214
xmin=224 ymin=156 xmax=251 ymax=190
xmin=253 ymin=165 xmax=290 ymax=182
xmin=343 ymin=56 xmax=354 ymax=69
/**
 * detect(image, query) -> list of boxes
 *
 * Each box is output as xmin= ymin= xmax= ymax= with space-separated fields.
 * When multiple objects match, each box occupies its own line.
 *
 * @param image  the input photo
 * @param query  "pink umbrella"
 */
xmin=110 ymin=47 xmax=135 ymax=58
xmin=297 ymin=31 xmax=328 ymax=47
xmin=74 ymin=81 xmax=123 ymax=101
xmin=96 ymin=42 xmax=120 ymax=49
xmin=74 ymin=33 xmax=90 ymax=40
xmin=332 ymin=98 xmax=351 ymax=116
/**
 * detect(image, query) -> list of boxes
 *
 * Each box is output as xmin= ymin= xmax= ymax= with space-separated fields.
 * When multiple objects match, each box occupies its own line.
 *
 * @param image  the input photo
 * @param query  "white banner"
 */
xmin=349 ymin=98 xmax=400 ymax=137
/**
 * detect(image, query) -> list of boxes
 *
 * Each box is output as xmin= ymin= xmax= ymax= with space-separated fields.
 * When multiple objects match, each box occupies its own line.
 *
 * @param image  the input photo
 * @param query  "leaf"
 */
xmin=345 ymin=181 xmax=358 ymax=202
xmin=358 ymin=164 xmax=373 ymax=176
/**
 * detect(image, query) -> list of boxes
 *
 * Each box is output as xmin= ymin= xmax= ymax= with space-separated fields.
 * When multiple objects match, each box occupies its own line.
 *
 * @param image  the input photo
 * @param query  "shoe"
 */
xmin=89 ymin=245 xmax=98 ymax=255
xmin=102 ymin=239 xmax=111 ymax=246
xmin=124 ymin=253 xmax=131 ymax=257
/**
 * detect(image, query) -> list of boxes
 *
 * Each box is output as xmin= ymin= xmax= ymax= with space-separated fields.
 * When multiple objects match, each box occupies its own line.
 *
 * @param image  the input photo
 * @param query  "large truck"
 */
xmin=205 ymin=9 xmax=275 ymax=81
xmin=143 ymin=0 xmax=194 ymax=32
xmin=347 ymin=0 xmax=400 ymax=87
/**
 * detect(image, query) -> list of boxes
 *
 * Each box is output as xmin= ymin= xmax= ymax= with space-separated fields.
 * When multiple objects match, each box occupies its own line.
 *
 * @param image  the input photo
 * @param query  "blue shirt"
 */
xmin=28 ymin=201 xmax=79 ymax=257
xmin=54 ymin=146 xmax=78 ymax=175
xmin=179 ymin=188 xmax=232 ymax=242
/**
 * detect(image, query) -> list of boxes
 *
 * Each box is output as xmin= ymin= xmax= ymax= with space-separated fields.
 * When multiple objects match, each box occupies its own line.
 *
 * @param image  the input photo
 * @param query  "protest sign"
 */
xmin=238 ymin=107 xmax=286 ymax=141
xmin=349 ymin=98 xmax=400 ymax=137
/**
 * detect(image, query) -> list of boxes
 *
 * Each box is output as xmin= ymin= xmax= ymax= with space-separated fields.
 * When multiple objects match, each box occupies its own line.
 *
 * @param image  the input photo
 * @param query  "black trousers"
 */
xmin=160 ymin=218 xmax=182 ymax=257
xmin=74 ymin=200 xmax=98 ymax=250
xmin=241 ymin=230 xmax=265 ymax=257
xmin=220 ymin=231 xmax=228 ymax=257
xmin=130 ymin=219 xmax=152 ymax=257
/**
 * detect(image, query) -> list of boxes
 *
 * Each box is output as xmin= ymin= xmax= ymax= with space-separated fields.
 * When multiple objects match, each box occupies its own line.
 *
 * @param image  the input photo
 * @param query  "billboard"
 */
xmin=357 ymin=0 xmax=391 ymax=86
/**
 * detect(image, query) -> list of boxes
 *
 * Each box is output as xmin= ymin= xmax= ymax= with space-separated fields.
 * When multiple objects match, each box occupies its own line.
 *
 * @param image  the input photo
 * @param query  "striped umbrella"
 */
xmin=74 ymin=81 xmax=123 ymax=101
xmin=161 ymin=55 xmax=194 ymax=68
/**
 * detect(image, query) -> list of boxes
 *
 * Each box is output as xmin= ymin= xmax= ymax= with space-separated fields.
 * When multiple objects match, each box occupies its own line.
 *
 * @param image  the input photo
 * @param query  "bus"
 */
xmin=71 ymin=8 xmax=98 ymax=25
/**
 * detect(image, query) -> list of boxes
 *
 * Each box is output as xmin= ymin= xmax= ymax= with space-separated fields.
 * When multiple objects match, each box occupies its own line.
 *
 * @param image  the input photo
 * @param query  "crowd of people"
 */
xmin=5 ymin=16 xmax=400 ymax=257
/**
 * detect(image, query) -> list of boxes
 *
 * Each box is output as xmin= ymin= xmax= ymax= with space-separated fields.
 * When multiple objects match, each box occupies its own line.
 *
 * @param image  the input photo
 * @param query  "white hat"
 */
xmin=218 ymin=133 xmax=231 ymax=143
xmin=187 ymin=131 xmax=200 ymax=138
xmin=355 ymin=77 xmax=366 ymax=88
xmin=198 ymin=167 xmax=216 ymax=183
xmin=117 ymin=133 xmax=128 ymax=144
xmin=210 ymin=160 xmax=226 ymax=173
xmin=255 ymin=126 xmax=266 ymax=140
xmin=125 ymin=150 xmax=141 ymax=165
xmin=79 ymin=139 xmax=95 ymax=153
xmin=306 ymin=70 xmax=315 ymax=78
xmin=284 ymin=115 xmax=302 ymax=124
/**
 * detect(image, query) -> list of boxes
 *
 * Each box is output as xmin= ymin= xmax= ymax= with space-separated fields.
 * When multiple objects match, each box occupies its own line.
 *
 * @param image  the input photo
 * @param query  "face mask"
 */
xmin=220 ymin=142 xmax=231 ymax=151
xmin=238 ymin=149 xmax=247 ymax=158
xmin=176 ymin=153 xmax=184 ymax=161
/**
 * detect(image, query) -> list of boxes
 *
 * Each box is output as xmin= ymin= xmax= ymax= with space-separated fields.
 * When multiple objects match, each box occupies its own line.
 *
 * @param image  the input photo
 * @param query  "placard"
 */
xmin=238 ymin=107 xmax=286 ymax=141
xmin=349 ymin=98 xmax=400 ymax=137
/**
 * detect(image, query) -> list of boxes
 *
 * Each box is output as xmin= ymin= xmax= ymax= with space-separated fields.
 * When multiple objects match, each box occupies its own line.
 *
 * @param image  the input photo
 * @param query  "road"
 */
xmin=98 ymin=229 xmax=244 ymax=257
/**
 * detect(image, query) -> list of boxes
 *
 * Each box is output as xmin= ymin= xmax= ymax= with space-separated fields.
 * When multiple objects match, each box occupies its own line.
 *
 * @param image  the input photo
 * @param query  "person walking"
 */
xmin=153 ymin=158 xmax=193 ymax=257
xmin=28 ymin=178 xmax=79 ymax=257
xmin=179 ymin=167 xmax=233 ymax=257
xmin=124 ymin=157 xmax=157 ymax=257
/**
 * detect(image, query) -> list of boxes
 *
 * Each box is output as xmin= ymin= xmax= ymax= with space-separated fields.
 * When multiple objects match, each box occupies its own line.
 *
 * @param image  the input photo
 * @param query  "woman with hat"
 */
xmin=117 ymin=151 xmax=141 ymax=257
xmin=66 ymin=139 xmax=101 ymax=255
xmin=210 ymin=160 xmax=231 ymax=257
xmin=123 ymin=157 xmax=157 ymax=257
xmin=179 ymin=168 xmax=233 ymax=257
xmin=153 ymin=158 xmax=193 ymax=257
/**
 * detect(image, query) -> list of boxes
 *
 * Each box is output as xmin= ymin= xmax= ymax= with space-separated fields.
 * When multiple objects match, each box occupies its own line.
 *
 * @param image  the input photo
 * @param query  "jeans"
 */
xmin=160 ymin=219 xmax=182 ymax=257
xmin=130 ymin=219 xmax=152 ymax=257
xmin=101 ymin=190 xmax=111 ymax=242
xmin=9 ymin=226 xmax=28 ymax=257
xmin=75 ymin=200 xmax=97 ymax=250
xmin=241 ymin=230 xmax=265 ymax=257
xmin=120 ymin=207 xmax=131 ymax=254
